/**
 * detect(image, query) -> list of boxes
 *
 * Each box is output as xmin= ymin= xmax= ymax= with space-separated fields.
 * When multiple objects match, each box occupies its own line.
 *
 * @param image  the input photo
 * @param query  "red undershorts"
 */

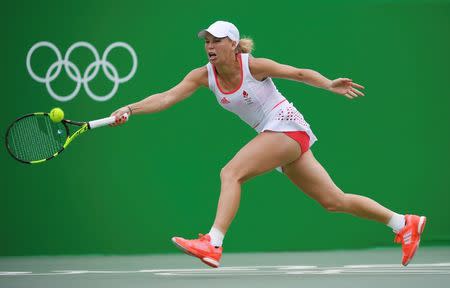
xmin=283 ymin=131 xmax=310 ymax=153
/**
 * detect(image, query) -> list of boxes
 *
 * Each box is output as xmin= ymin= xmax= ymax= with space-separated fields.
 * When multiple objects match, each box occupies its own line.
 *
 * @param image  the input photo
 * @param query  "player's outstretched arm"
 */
xmin=249 ymin=57 xmax=365 ymax=99
xmin=111 ymin=67 xmax=208 ymax=125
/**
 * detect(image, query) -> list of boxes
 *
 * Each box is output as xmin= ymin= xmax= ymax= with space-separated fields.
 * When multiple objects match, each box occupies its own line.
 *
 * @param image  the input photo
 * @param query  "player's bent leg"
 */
xmin=172 ymin=131 xmax=301 ymax=267
xmin=214 ymin=131 xmax=301 ymax=233
xmin=282 ymin=150 xmax=393 ymax=223
xmin=283 ymin=150 xmax=427 ymax=266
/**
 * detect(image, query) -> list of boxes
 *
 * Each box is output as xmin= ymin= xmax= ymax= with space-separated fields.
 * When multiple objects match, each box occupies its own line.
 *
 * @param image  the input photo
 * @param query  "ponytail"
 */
xmin=237 ymin=37 xmax=254 ymax=54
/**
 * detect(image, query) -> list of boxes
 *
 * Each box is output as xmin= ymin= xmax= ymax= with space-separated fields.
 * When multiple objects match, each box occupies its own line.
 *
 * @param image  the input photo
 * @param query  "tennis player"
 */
xmin=111 ymin=21 xmax=426 ymax=268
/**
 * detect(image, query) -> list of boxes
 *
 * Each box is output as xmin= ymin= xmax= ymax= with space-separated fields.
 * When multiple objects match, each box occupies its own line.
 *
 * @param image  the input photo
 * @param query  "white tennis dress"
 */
xmin=206 ymin=53 xmax=318 ymax=171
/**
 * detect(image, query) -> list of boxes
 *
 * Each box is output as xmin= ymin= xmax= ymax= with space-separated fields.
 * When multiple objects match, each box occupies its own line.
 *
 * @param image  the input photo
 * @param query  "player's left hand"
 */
xmin=328 ymin=78 xmax=365 ymax=99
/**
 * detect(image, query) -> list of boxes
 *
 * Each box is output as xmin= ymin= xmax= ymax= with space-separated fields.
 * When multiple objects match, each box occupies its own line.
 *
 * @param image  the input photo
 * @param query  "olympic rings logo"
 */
xmin=26 ymin=41 xmax=138 ymax=102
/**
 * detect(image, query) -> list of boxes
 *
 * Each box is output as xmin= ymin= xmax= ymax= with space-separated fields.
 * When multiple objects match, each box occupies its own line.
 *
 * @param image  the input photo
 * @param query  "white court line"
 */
xmin=139 ymin=267 xmax=259 ymax=272
xmin=275 ymin=266 xmax=318 ymax=270
xmin=154 ymin=272 xmax=293 ymax=276
xmin=203 ymin=265 xmax=317 ymax=269
xmin=287 ymin=269 xmax=450 ymax=275
xmin=0 ymin=272 xmax=32 ymax=276
xmin=344 ymin=263 xmax=450 ymax=268
xmin=0 ymin=263 xmax=449 ymax=277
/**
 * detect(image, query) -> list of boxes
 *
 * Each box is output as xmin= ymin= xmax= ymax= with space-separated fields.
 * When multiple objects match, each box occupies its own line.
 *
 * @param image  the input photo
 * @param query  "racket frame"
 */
xmin=5 ymin=112 xmax=125 ymax=164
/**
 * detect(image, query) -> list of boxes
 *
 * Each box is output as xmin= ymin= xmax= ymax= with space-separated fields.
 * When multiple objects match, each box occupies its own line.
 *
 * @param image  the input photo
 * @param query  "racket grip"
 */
xmin=89 ymin=113 xmax=129 ymax=129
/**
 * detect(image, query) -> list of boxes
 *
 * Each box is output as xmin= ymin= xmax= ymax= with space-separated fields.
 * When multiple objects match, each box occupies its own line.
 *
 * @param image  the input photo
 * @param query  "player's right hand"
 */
xmin=110 ymin=106 xmax=130 ymax=126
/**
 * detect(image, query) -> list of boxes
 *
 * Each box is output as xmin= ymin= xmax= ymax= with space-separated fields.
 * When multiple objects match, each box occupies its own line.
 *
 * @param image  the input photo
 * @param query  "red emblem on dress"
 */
xmin=220 ymin=97 xmax=231 ymax=104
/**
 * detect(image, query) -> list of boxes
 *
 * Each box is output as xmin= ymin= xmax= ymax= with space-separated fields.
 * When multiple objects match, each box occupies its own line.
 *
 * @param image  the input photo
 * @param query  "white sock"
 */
xmin=208 ymin=227 xmax=224 ymax=247
xmin=387 ymin=213 xmax=406 ymax=233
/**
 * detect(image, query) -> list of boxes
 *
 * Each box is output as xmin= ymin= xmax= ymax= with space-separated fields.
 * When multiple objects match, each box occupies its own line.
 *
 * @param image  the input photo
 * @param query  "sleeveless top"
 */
xmin=206 ymin=53 xmax=317 ymax=145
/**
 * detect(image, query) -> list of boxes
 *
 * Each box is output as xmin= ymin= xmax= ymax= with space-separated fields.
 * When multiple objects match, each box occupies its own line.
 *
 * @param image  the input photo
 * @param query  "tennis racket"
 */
xmin=5 ymin=112 xmax=128 ymax=164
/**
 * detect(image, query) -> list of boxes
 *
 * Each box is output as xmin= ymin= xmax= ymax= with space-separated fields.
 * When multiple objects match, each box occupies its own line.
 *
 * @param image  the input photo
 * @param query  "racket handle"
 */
xmin=88 ymin=113 xmax=129 ymax=129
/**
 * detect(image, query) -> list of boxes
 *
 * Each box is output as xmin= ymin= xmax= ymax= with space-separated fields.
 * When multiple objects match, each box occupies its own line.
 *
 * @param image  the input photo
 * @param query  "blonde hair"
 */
xmin=237 ymin=37 xmax=254 ymax=54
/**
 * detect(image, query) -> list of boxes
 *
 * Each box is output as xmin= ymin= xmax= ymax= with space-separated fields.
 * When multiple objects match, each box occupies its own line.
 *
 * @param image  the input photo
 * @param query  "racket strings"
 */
xmin=7 ymin=115 xmax=67 ymax=162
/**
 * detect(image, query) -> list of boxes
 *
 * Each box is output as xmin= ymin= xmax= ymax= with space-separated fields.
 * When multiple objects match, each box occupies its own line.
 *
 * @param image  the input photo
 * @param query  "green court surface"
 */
xmin=1 ymin=247 xmax=449 ymax=288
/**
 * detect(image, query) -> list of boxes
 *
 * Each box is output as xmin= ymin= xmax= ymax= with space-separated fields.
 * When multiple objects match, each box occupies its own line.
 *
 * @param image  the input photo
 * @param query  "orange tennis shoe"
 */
xmin=394 ymin=214 xmax=427 ymax=266
xmin=172 ymin=234 xmax=223 ymax=268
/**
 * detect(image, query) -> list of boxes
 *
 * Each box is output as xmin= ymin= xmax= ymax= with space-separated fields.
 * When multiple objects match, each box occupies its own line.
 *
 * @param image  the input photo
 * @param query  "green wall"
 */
xmin=1 ymin=0 xmax=449 ymax=255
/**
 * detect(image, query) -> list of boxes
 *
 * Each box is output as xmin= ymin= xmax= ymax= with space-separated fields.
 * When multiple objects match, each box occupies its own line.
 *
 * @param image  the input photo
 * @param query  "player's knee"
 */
xmin=220 ymin=166 xmax=243 ymax=184
xmin=319 ymin=192 xmax=347 ymax=212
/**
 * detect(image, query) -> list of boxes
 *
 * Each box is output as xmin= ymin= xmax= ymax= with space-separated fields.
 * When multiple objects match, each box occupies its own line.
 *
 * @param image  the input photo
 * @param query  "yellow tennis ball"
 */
xmin=49 ymin=108 xmax=64 ymax=123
